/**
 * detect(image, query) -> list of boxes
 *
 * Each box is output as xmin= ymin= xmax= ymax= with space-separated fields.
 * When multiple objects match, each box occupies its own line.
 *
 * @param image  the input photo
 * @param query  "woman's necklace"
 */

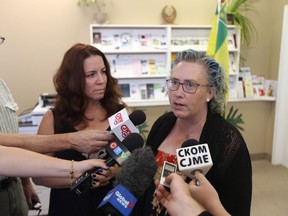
xmin=179 ymin=118 xmax=206 ymax=141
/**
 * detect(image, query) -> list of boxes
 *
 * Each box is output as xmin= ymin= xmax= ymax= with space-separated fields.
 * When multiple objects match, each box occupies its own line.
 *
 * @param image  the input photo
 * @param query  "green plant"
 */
xmin=224 ymin=105 xmax=245 ymax=131
xmin=76 ymin=0 xmax=106 ymax=10
xmin=77 ymin=0 xmax=97 ymax=6
xmin=227 ymin=0 xmax=257 ymax=47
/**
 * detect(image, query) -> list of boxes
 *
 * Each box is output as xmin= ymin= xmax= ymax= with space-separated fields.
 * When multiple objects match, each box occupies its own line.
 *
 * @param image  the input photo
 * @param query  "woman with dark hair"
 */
xmin=33 ymin=43 xmax=127 ymax=216
xmin=134 ymin=49 xmax=252 ymax=216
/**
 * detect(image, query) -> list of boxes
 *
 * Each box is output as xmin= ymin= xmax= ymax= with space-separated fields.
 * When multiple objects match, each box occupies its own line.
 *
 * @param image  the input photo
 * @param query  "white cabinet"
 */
xmin=90 ymin=24 xmax=241 ymax=106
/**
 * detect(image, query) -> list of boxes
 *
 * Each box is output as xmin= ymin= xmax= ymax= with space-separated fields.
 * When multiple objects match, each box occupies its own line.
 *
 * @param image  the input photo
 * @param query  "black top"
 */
xmin=48 ymin=109 xmax=113 ymax=216
xmin=133 ymin=109 xmax=252 ymax=216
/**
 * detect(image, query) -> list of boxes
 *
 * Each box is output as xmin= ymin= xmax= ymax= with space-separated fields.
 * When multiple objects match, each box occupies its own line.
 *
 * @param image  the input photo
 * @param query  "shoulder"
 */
xmin=153 ymin=111 xmax=175 ymax=124
xmin=38 ymin=109 xmax=55 ymax=135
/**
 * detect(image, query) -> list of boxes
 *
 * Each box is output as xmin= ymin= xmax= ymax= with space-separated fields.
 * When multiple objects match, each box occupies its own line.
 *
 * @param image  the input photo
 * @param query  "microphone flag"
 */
xmin=98 ymin=184 xmax=137 ymax=216
xmin=176 ymin=143 xmax=213 ymax=179
xmin=108 ymin=108 xmax=139 ymax=141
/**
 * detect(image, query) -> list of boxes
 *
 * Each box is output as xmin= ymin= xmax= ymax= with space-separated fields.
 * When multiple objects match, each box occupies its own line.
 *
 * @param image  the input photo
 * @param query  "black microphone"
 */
xmin=176 ymin=139 xmax=213 ymax=179
xmin=71 ymin=133 xmax=144 ymax=195
xmin=98 ymin=146 xmax=158 ymax=216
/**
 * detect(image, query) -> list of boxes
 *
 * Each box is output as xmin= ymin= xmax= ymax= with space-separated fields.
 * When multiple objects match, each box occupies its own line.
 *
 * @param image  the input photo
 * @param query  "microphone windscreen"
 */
xmin=116 ymin=146 xmax=158 ymax=198
xmin=121 ymin=133 xmax=144 ymax=152
xmin=129 ymin=109 xmax=146 ymax=126
xmin=181 ymin=139 xmax=199 ymax=148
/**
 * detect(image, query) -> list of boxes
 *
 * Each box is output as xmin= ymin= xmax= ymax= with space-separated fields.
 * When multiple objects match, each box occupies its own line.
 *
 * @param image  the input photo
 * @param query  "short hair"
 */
xmin=171 ymin=49 xmax=228 ymax=115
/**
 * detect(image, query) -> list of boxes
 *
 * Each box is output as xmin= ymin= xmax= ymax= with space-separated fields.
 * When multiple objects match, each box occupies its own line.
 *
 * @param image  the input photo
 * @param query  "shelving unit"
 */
xmin=89 ymin=24 xmax=252 ymax=107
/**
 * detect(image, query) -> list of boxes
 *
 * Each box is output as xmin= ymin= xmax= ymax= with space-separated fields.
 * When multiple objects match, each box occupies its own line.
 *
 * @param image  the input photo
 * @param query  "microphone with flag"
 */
xmin=71 ymin=133 xmax=144 ymax=195
xmin=108 ymin=108 xmax=146 ymax=142
xmin=176 ymin=139 xmax=213 ymax=179
xmin=98 ymin=146 xmax=158 ymax=216
xmin=83 ymin=108 xmax=146 ymax=160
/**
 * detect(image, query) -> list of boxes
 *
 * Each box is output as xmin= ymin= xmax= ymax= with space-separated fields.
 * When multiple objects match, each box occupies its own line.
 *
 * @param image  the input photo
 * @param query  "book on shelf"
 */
xmin=139 ymin=34 xmax=149 ymax=47
xmin=233 ymin=34 xmax=237 ymax=49
xmin=229 ymin=53 xmax=237 ymax=74
xmin=112 ymin=55 xmax=133 ymax=77
xmin=237 ymin=80 xmax=245 ymax=99
xmin=141 ymin=60 xmax=148 ymax=75
xmin=121 ymin=33 xmax=132 ymax=49
xmin=252 ymin=75 xmax=265 ymax=97
xmin=113 ymin=34 xmax=121 ymax=50
xmin=244 ymin=77 xmax=254 ymax=98
xmin=154 ymin=83 xmax=166 ymax=99
xmin=99 ymin=34 xmax=114 ymax=47
xmin=239 ymin=67 xmax=253 ymax=98
xmin=264 ymin=80 xmax=277 ymax=97
xmin=148 ymin=59 xmax=156 ymax=75
xmin=93 ymin=32 xmax=101 ymax=44
xmin=140 ymin=84 xmax=147 ymax=99
xmin=229 ymin=75 xmax=238 ymax=98
xmin=228 ymin=35 xmax=235 ymax=49
xmin=146 ymin=83 xmax=155 ymax=99
xmin=118 ymin=84 xmax=130 ymax=98
xmin=132 ymin=59 xmax=142 ymax=76
xmin=118 ymin=82 xmax=166 ymax=101
xmin=130 ymin=83 xmax=139 ymax=100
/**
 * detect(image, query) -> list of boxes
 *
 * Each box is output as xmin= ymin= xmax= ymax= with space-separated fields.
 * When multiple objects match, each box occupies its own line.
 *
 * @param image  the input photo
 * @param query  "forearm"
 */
xmin=33 ymin=177 xmax=72 ymax=188
xmin=0 ymin=133 xmax=72 ymax=153
xmin=0 ymin=146 xmax=72 ymax=177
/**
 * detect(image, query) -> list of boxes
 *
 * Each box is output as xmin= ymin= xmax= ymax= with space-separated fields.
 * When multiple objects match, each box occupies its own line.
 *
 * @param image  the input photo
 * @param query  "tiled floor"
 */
xmin=251 ymin=160 xmax=288 ymax=216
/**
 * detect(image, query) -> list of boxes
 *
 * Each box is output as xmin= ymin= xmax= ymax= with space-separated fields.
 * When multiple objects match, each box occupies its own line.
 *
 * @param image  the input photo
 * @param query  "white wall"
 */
xmin=0 ymin=0 xmax=216 ymax=114
xmin=272 ymin=5 xmax=288 ymax=167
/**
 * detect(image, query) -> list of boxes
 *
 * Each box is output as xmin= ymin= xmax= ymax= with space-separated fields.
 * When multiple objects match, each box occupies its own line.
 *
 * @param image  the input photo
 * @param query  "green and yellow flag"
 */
xmin=207 ymin=0 xmax=229 ymax=98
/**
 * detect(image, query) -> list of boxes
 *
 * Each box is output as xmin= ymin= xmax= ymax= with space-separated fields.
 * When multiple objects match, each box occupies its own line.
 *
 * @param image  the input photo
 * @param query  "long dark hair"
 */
xmin=53 ymin=43 xmax=125 ymax=128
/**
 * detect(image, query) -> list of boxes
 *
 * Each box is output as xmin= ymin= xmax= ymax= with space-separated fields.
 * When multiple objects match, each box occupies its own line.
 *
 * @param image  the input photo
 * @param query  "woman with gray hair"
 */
xmin=134 ymin=49 xmax=252 ymax=216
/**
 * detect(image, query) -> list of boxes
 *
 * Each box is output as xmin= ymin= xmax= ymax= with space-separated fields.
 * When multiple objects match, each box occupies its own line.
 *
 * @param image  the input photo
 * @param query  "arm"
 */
xmin=21 ymin=178 xmax=41 ymax=209
xmin=32 ymin=110 xmax=113 ymax=188
xmin=0 ymin=110 xmax=113 ymax=154
xmin=0 ymin=145 xmax=107 ymax=178
xmin=189 ymin=172 xmax=230 ymax=216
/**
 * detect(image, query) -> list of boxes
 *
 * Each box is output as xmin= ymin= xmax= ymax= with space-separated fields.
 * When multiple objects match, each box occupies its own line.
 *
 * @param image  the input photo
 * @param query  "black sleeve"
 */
xmin=214 ymin=141 xmax=252 ymax=216
xmin=198 ymin=211 xmax=213 ymax=216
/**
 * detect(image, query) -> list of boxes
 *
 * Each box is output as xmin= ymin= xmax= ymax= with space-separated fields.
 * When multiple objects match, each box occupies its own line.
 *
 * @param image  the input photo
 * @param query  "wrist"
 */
xmin=67 ymin=133 xmax=75 ymax=150
xmin=69 ymin=160 xmax=75 ymax=186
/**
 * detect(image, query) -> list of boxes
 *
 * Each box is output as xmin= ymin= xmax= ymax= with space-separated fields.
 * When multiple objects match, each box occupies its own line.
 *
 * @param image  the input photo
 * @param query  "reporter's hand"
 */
xmin=155 ymin=173 xmax=205 ymax=216
xmin=91 ymin=163 xmax=120 ymax=188
xmin=189 ymin=172 xmax=230 ymax=216
xmin=69 ymin=130 xmax=114 ymax=154
xmin=73 ymin=159 xmax=107 ymax=180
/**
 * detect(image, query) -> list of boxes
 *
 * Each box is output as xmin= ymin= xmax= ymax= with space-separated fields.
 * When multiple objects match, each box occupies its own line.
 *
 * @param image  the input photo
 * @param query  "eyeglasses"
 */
xmin=166 ymin=79 xmax=212 ymax=94
xmin=0 ymin=36 xmax=5 ymax=45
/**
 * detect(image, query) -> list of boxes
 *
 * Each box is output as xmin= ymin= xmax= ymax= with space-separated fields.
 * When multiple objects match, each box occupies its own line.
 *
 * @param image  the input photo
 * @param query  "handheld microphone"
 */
xmin=83 ymin=109 xmax=146 ymax=160
xmin=71 ymin=133 xmax=144 ymax=195
xmin=106 ymin=109 xmax=146 ymax=132
xmin=108 ymin=108 xmax=146 ymax=141
xmin=98 ymin=146 xmax=158 ymax=216
xmin=176 ymin=139 xmax=213 ymax=179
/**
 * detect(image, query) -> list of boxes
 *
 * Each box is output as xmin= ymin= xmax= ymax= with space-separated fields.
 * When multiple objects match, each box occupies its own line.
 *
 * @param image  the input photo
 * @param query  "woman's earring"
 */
xmin=207 ymin=98 xmax=210 ymax=102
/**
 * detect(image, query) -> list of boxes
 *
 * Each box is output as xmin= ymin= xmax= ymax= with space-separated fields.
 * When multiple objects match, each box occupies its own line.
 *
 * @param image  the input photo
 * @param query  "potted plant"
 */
xmin=227 ymin=0 xmax=257 ymax=47
xmin=77 ymin=0 xmax=108 ymax=24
